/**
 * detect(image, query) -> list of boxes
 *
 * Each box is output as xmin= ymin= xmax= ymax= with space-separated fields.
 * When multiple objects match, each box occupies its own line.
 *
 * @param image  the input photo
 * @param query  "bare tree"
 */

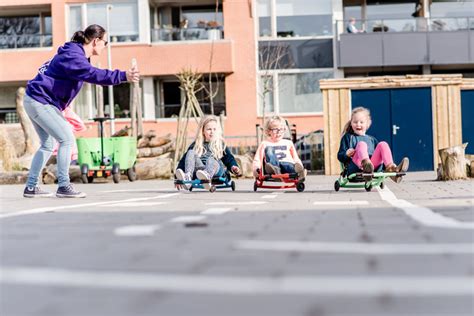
xmin=173 ymin=69 xmax=205 ymax=169
xmin=257 ymin=41 xmax=294 ymax=128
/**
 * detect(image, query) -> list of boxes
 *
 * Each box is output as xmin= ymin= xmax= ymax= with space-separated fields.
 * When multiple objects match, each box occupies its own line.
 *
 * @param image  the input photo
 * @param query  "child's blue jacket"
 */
xmin=176 ymin=142 xmax=239 ymax=173
xmin=337 ymin=133 xmax=379 ymax=174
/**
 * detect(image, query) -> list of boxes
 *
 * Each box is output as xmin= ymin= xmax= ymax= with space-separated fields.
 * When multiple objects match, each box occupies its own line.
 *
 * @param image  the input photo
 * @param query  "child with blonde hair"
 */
xmin=253 ymin=116 xmax=306 ymax=179
xmin=175 ymin=115 xmax=241 ymax=190
xmin=337 ymin=107 xmax=409 ymax=182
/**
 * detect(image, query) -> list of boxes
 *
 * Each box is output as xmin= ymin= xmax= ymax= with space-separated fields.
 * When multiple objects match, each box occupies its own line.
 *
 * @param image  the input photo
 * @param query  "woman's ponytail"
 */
xmin=71 ymin=25 xmax=106 ymax=44
xmin=71 ymin=31 xmax=86 ymax=44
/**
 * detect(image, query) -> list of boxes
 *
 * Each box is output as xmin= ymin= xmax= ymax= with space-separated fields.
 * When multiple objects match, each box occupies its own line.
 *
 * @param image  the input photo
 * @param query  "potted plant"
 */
xmin=197 ymin=20 xmax=207 ymax=28
xmin=207 ymin=20 xmax=220 ymax=29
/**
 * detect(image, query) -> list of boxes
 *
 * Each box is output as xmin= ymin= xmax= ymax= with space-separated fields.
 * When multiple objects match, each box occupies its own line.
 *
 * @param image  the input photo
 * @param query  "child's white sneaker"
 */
xmin=175 ymin=168 xmax=191 ymax=190
xmin=196 ymin=170 xmax=212 ymax=190
xmin=295 ymin=162 xmax=307 ymax=180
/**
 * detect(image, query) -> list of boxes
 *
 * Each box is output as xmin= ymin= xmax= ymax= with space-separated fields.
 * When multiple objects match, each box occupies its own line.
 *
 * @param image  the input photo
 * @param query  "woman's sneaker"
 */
xmin=196 ymin=170 xmax=212 ymax=190
xmin=56 ymin=184 xmax=86 ymax=198
xmin=175 ymin=168 xmax=191 ymax=190
xmin=23 ymin=186 xmax=54 ymax=198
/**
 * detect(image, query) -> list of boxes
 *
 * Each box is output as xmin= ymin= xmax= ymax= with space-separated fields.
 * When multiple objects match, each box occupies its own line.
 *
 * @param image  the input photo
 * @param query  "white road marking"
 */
xmin=101 ymin=202 xmax=169 ymax=207
xmin=235 ymin=240 xmax=474 ymax=255
xmin=313 ymin=201 xmax=369 ymax=206
xmin=156 ymin=193 xmax=181 ymax=199
xmin=1 ymin=266 xmax=472 ymax=296
xmin=206 ymin=201 xmax=267 ymax=206
xmin=114 ymin=225 xmax=161 ymax=236
xmin=377 ymin=186 xmax=474 ymax=229
xmin=262 ymin=195 xmax=278 ymax=199
xmin=99 ymin=189 xmax=174 ymax=193
xmin=200 ymin=208 xmax=232 ymax=215
xmin=170 ymin=216 xmax=207 ymax=223
xmin=0 ymin=193 xmax=181 ymax=219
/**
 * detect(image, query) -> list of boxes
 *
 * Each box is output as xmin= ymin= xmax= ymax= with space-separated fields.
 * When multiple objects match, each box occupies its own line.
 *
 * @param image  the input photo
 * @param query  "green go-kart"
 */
xmin=334 ymin=163 xmax=406 ymax=192
xmin=76 ymin=117 xmax=137 ymax=184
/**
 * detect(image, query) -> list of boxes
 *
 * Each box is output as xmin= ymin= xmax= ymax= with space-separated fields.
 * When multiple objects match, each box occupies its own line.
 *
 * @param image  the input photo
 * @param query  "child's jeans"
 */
xmin=265 ymin=147 xmax=296 ymax=174
xmin=24 ymin=95 xmax=75 ymax=188
xmin=352 ymin=141 xmax=394 ymax=170
xmin=184 ymin=150 xmax=224 ymax=178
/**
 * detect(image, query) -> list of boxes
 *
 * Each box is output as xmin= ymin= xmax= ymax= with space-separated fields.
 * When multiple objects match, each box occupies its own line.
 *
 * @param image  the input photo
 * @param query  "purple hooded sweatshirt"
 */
xmin=26 ymin=41 xmax=127 ymax=111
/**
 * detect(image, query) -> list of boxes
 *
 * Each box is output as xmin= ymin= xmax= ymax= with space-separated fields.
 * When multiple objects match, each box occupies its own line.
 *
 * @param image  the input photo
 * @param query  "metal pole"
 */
xmin=106 ymin=4 xmax=115 ymax=135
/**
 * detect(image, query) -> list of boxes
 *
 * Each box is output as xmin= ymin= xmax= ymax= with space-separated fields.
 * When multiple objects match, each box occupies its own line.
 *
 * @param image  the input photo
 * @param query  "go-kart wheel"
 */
xmin=334 ymin=180 xmax=340 ymax=192
xmin=189 ymin=186 xmax=193 ymax=192
xmin=296 ymin=182 xmax=305 ymax=192
xmin=365 ymin=182 xmax=372 ymax=192
xmin=231 ymin=180 xmax=236 ymax=191
xmin=210 ymin=185 xmax=216 ymax=193
xmin=380 ymin=182 xmax=385 ymax=189
xmin=87 ymin=176 xmax=94 ymax=183
xmin=112 ymin=163 xmax=120 ymax=183
xmin=253 ymin=181 xmax=258 ymax=192
xmin=127 ymin=164 xmax=137 ymax=182
xmin=80 ymin=164 xmax=89 ymax=184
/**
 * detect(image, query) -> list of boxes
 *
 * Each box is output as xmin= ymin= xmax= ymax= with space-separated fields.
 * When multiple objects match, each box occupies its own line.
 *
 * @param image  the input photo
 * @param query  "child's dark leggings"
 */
xmin=265 ymin=147 xmax=295 ymax=174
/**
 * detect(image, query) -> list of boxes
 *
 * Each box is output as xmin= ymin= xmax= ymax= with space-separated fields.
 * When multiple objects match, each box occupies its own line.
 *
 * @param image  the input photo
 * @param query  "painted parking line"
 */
xmin=0 ymin=193 xmax=181 ymax=219
xmin=313 ymin=201 xmax=369 ymax=206
xmin=206 ymin=201 xmax=267 ymax=206
xmin=200 ymin=208 xmax=232 ymax=215
xmin=235 ymin=240 xmax=474 ymax=255
xmin=377 ymin=186 xmax=474 ymax=229
xmin=114 ymin=225 xmax=161 ymax=237
xmin=1 ymin=266 xmax=472 ymax=296
xmin=170 ymin=216 xmax=207 ymax=223
xmin=101 ymin=202 xmax=169 ymax=207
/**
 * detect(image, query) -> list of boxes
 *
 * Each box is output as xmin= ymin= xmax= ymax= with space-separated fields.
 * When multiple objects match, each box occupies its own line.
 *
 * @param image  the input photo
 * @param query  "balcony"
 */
xmin=337 ymin=17 xmax=474 ymax=68
xmin=151 ymin=27 xmax=223 ymax=42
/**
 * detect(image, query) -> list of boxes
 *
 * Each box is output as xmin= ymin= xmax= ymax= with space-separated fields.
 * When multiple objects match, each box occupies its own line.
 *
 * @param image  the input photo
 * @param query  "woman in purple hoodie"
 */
xmin=23 ymin=24 xmax=139 ymax=198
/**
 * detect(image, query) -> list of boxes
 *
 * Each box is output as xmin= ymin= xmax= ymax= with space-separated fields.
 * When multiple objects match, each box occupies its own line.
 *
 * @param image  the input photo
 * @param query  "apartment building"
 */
xmin=0 ymin=0 xmax=473 ymax=152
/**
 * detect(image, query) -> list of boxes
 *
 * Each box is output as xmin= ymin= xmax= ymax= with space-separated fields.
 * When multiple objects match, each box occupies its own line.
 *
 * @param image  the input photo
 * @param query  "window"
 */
xmin=156 ymin=77 xmax=226 ymax=118
xmin=0 ymin=14 xmax=52 ymax=49
xmin=276 ymin=0 xmax=332 ymax=37
xmin=257 ymin=0 xmax=272 ymax=37
xmin=431 ymin=0 xmax=474 ymax=18
xmin=69 ymin=1 xmax=139 ymax=43
xmin=0 ymin=86 xmax=19 ymax=123
xmin=278 ymin=71 xmax=332 ymax=114
xmin=259 ymin=39 xmax=333 ymax=70
xmin=104 ymin=83 xmax=135 ymax=118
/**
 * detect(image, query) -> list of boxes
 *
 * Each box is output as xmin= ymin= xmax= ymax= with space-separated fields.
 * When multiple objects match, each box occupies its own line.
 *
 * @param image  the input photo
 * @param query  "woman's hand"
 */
xmin=346 ymin=148 xmax=355 ymax=157
xmin=231 ymin=166 xmax=242 ymax=177
xmin=126 ymin=65 xmax=140 ymax=83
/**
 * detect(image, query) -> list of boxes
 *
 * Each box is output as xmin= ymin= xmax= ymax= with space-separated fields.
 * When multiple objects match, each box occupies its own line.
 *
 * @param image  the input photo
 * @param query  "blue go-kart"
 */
xmin=174 ymin=170 xmax=236 ymax=193
xmin=334 ymin=163 xmax=406 ymax=192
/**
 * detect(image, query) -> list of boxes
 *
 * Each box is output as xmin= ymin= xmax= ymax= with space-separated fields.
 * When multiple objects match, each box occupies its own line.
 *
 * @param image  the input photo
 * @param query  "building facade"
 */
xmin=0 ymin=0 xmax=473 ymax=148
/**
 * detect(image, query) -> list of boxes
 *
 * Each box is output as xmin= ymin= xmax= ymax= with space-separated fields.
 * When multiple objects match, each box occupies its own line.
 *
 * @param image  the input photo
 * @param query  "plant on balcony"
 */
xmin=207 ymin=20 xmax=220 ymax=29
xmin=197 ymin=20 xmax=207 ymax=28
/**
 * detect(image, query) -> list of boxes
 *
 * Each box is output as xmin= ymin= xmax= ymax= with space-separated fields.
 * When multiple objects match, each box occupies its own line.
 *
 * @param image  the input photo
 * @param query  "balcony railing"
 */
xmin=151 ymin=27 xmax=223 ymax=42
xmin=339 ymin=17 xmax=474 ymax=34
xmin=0 ymin=34 xmax=52 ymax=49
xmin=337 ymin=16 xmax=474 ymax=67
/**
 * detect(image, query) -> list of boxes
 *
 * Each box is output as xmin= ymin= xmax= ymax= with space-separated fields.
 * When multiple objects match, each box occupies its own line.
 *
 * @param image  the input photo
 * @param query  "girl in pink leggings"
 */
xmin=337 ymin=107 xmax=409 ymax=183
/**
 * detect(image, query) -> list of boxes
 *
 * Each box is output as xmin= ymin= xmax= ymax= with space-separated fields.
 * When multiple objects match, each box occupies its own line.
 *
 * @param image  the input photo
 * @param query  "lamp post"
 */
xmin=106 ymin=4 xmax=115 ymax=135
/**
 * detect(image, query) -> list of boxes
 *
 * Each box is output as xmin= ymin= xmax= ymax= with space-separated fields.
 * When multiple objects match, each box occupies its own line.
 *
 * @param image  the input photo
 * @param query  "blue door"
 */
xmin=461 ymin=90 xmax=474 ymax=154
xmin=351 ymin=88 xmax=433 ymax=171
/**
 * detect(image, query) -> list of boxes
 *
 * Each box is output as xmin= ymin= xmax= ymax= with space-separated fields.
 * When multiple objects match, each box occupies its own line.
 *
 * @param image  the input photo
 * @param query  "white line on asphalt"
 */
xmin=377 ymin=186 xmax=474 ymax=229
xmin=170 ymin=216 xmax=207 ymax=223
xmin=99 ymin=189 xmax=175 ymax=193
xmin=156 ymin=193 xmax=181 ymax=199
xmin=0 ymin=193 xmax=181 ymax=219
xmin=1 ymin=266 xmax=472 ymax=296
xmin=205 ymin=201 xmax=267 ymax=206
xmin=200 ymin=208 xmax=232 ymax=215
xmin=313 ymin=201 xmax=369 ymax=206
xmin=261 ymin=195 xmax=278 ymax=199
xmin=101 ymin=202 xmax=169 ymax=207
xmin=114 ymin=225 xmax=161 ymax=236
xmin=235 ymin=240 xmax=474 ymax=254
